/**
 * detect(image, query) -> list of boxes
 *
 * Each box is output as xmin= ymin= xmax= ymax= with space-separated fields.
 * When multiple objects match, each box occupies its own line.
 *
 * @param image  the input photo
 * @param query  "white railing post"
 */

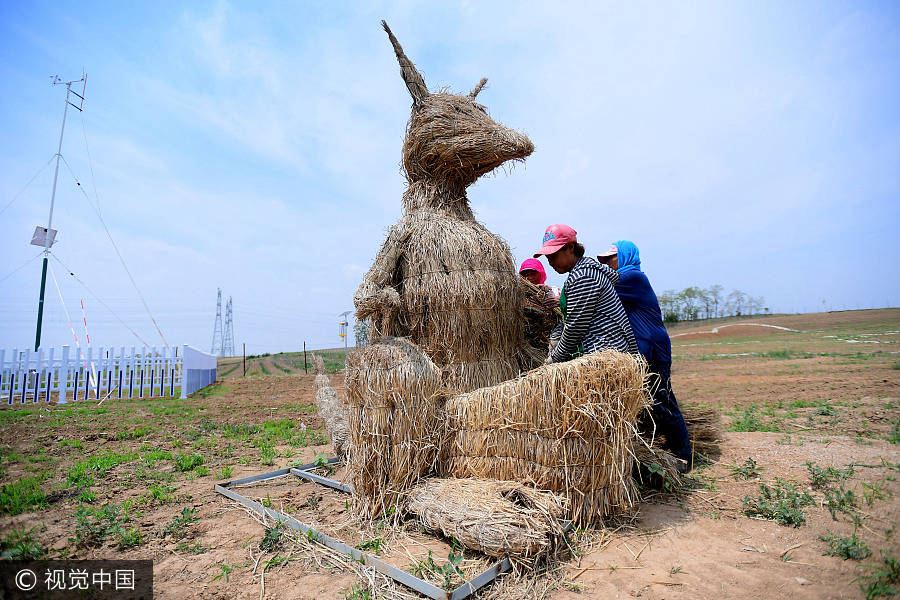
xmin=59 ymin=345 xmax=70 ymax=404
xmin=46 ymin=347 xmax=55 ymax=403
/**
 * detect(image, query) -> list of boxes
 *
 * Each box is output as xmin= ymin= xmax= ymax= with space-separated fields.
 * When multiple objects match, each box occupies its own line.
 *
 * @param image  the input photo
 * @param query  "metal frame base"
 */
xmin=215 ymin=458 xmax=510 ymax=600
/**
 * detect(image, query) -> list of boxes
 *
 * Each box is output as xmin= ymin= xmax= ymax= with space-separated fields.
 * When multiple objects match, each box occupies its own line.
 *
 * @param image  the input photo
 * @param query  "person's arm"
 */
xmin=550 ymin=274 xmax=599 ymax=363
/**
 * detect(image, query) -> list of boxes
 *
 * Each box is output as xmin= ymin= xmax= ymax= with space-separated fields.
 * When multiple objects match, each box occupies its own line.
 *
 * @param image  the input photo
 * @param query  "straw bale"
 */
xmin=681 ymin=403 xmax=723 ymax=460
xmin=521 ymin=279 xmax=561 ymax=354
xmin=344 ymin=337 xmax=445 ymax=518
xmin=406 ymin=478 xmax=568 ymax=566
xmin=442 ymin=350 xmax=649 ymax=525
xmin=311 ymin=355 xmax=351 ymax=459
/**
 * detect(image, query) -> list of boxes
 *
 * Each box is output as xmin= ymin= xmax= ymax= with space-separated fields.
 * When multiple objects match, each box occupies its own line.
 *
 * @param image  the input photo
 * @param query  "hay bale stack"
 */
xmin=312 ymin=357 xmax=350 ymax=459
xmin=344 ymin=337 xmax=444 ymax=518
xmin=681 ymin=403 xmax=723 ymax=461
xmin=442 ymin=350 xmax=649 ymax=525
xmin=406 ymin=478 xmax=568 ymax=566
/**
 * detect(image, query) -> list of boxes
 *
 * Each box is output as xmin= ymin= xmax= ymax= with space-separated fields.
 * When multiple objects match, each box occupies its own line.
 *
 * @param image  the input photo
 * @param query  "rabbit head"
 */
xmin=383 ymin=21 xmax=534 ymax=190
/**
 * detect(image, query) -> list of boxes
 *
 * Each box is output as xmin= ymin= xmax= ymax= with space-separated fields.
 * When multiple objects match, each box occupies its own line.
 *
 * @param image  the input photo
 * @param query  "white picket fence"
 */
xmin=0 ymin=345 xmax=218 ymax=406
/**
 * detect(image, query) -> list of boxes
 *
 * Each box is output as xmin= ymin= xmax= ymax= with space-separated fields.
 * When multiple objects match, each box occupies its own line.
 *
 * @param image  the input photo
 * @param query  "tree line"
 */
xmin=657 ymin=285 xmax=767 ymax=323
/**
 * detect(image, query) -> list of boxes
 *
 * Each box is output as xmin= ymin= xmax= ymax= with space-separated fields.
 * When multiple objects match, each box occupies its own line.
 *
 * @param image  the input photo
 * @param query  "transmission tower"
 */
xmin=211 ymin=288 xmax=223 ymax=356
xmin=223 ymin=296 xmax=235 ymax=356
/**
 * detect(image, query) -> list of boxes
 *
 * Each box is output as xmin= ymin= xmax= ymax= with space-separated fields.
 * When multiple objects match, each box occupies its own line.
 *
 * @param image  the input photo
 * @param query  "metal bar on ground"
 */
xmin=215 ymin=459 xmax=509 ymax=600
xmin=290 ymin=468 xmax=354 ymax=493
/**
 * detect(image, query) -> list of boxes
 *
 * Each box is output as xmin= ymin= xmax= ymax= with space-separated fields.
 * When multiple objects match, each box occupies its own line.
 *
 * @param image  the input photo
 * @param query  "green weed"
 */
xmin=163 ymin=507 xmax=200 ymax=539
xmin=1 ymin=527 xmax=47 ymax=559
xmin=356 ymin=537 xmax=385 ymax=555
xmin=825 ymin=485 xmax=858 ymax=520
xmin=807 ymin=462 xmax=854 ymax=489
xmin=72 ymin=504 xmax=141 ymax=549
xmin=819 ymin=530 xmax=871 ymax=560
xmin=0 ymin=475 xmax=48 ymax=515
xmin=176 ymin=541 xmax=208 ymax=554
xmin=344 ymin=584 xmax=372 ymax=600
xmin=173 ymin=453 xmax=204 ymax=472
xmin=212 ymin=563 xmax=234 ymax=582
xmin=217 ymin=465 xmax=233 ymax=480
xmin=856 ymin=552 xmax=899 ymax=599
xmin=729 ymin=404 xmax=779 ymax=432
xmin=741 ymin=479 xmax=813 ymax=527
xmin=259 ymin=523 xmax=285 ymax=552
xmin=408 ymin=550 xmax=465 ymax=591
xmin=728 ymin=457 xmax=763 ymax=479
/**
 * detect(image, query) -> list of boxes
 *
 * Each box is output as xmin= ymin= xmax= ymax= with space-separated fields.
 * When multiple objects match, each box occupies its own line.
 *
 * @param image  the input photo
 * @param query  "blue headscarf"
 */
xmin=615 ymin=240 xmax=641 ymax=273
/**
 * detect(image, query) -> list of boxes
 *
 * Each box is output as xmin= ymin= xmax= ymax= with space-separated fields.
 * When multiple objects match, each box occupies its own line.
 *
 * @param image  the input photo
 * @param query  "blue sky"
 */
xmin=1 ymin=1 xmax=898 ymax=354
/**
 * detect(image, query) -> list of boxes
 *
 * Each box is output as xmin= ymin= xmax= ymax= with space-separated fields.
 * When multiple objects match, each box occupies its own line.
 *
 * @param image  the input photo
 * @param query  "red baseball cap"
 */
xmin=534 ymin=224 xmax=577 ymax=258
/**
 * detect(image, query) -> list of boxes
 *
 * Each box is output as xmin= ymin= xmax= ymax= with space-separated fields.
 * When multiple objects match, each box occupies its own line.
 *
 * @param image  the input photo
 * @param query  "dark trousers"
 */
xmin=645 ymin=360 xmax=692 ymax=463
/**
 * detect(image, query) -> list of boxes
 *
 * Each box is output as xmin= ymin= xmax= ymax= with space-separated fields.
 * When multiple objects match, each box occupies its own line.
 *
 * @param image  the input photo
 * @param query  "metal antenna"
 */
xmin=223 ymin=296 xmax=235 ymax=357
xmin=34 ymin=73 xmax=86 ymax=351
xmin=339 ymin=311 xmax=351 ymax=351
xmin=211 ymin=288 xmax=224 ymax=356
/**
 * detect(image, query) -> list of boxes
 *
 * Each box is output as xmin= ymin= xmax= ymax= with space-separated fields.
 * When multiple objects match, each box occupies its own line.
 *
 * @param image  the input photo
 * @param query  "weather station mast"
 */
xmin=33 ymin=74 xmax=87 ymax=351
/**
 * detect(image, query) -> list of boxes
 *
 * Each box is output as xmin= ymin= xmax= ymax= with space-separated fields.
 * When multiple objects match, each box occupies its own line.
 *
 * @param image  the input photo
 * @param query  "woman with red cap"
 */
xmin=534 ymin=224 xmax=638 ymax=363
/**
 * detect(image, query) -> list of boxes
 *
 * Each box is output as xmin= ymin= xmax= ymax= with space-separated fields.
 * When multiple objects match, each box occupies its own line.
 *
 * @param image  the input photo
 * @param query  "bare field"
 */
xmin=0 ymin=309 xmax=898 ymax=599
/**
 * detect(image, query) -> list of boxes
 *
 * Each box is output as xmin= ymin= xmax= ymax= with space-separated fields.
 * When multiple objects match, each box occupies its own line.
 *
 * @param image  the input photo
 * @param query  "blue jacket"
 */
xmin=615 ymin=269 xmax=672 ymax=365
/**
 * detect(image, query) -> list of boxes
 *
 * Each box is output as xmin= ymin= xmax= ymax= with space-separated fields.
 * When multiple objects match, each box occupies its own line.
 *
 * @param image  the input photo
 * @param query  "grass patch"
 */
xmin=742 ymin=479 xmax=813 ymax=527
xmin=73 ymin=503 xmax=142 ymax=549
xmin=1 ymin=475 xmax=48 ymax=515
xmin=820 ymin=530 xmax=871 ymax=560
xmin=194 ymin=384 xmax=230 ymax=399
xmin=58 ymin=439 xmax=85 ymax=450
xmin=729 ymin=404 xmax=780 ymax=433
xmin=66 ymin=450 xmax=137 ymax=489
xmin=172 ymin=453 xmax=204 ymax=472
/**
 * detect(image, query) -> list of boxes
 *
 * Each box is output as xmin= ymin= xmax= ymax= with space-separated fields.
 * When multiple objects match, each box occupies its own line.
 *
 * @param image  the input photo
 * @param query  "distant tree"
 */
xmin=679 ymin=286 xmax=704 ymax=320
xmin=353 ymin=318 xmax=370 ymax=347
xmin=658 ymin=290 xmax=679 ymax=322
xmin=726 ymin=289 xmax=748 ymax=316
xmin=706 ymin=284 xmax=725 ymax=318
xmin=746 ymin=295 xmax=765 ymax=315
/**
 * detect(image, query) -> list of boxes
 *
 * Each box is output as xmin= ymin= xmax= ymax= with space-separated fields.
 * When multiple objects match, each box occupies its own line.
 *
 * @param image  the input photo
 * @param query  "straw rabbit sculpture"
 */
xmin=354 ymin=22 xmax=538 ymax=392
xmin=344 ymin=23 xmax=649 ymax=524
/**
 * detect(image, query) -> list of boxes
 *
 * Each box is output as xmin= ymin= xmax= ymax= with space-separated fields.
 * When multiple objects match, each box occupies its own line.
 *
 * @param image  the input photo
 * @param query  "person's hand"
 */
xmin=543 ymin=291 xmax=559 ymax=310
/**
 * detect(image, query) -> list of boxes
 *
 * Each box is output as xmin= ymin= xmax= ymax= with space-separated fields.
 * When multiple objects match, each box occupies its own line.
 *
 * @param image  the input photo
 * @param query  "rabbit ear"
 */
xmin=468 ymin=78 xmax=488 ymax=99
xmin=382 ymin=21 xmax=429 ymax=106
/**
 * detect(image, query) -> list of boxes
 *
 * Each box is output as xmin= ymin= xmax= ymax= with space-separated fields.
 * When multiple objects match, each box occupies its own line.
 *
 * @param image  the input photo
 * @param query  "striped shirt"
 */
xmin=550 ymin=257 xmax=639 ymax=363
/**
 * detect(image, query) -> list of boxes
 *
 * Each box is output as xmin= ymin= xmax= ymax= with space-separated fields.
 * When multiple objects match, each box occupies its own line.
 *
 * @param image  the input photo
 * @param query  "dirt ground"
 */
xmin=1 ymin=309 xmax=898 ymax=599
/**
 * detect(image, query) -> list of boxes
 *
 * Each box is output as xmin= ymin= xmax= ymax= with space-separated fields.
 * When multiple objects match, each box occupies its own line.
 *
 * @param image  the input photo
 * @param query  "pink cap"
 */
xmin=597 ymin=244 xmax=618 ymax=259
xmin=518 ymin=258 xmax=547 ymax=284
xmin=534 ymin=224 xmax=577 ymax=258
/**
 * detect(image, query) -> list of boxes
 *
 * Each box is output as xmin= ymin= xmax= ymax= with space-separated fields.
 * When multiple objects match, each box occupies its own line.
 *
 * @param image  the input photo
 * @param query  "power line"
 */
xmin=0 ymin=250 xmax=45 ymax=284
xmin=49 ymin=252 xmax=152 ymax=347
xmin=59 ymin=153 xmax=170 ymax=351
xmin=0 ymin=155 xmax=55 ymax=217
